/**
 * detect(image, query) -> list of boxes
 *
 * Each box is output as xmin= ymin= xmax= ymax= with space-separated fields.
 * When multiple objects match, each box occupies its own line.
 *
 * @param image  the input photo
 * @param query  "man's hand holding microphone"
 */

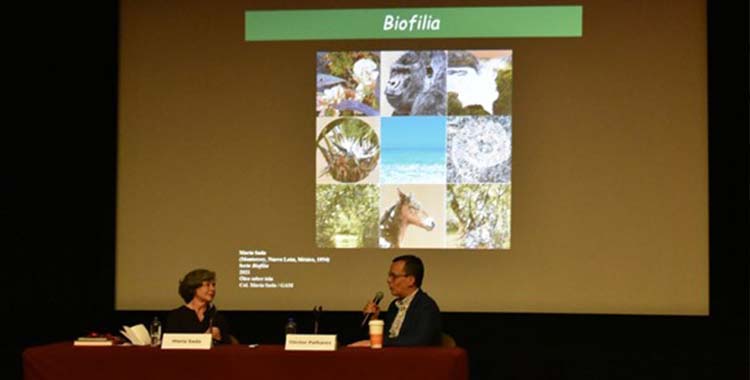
xmin=349 ymin=291 xmax=385 ymax=348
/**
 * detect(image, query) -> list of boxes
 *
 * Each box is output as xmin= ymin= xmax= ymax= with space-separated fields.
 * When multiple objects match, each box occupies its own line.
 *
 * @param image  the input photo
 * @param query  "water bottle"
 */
xmin=284 ymin=317 xmax=297 ymax=335
xmin=150 ymin=317 xmax=162 ymax=347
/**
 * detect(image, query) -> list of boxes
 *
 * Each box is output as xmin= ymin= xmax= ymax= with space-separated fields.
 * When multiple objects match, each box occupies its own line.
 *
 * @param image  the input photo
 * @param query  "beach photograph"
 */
xmin=380 ymin=116 xmax=446 ymax=184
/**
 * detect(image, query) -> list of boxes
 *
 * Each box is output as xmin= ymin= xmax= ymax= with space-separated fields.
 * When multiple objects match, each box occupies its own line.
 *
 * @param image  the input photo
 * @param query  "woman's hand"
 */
xmin=207 ymin=327 xmax=222 ymax=342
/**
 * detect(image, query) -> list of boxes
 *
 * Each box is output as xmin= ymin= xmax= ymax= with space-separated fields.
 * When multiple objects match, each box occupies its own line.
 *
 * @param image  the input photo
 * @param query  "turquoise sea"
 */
xmin=380 ymin=148 xmax=446 ymax=184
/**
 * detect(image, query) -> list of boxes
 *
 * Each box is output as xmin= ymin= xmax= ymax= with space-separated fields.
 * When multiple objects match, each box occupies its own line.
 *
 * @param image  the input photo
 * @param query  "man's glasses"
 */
xmin=388 ymin=272 xmax=409 ymax=279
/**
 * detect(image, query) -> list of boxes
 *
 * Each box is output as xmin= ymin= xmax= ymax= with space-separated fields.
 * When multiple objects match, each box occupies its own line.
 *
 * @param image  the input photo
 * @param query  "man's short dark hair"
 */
xmin=393 ymin=255 xmax=424 ymax=288
xmin=178 ymin=269 xmax=216 ymax=303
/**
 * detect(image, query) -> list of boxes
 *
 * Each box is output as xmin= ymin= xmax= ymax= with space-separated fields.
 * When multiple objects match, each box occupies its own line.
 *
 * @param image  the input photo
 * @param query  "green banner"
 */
xmin=245 ymin=6 xmax=583 ymax=41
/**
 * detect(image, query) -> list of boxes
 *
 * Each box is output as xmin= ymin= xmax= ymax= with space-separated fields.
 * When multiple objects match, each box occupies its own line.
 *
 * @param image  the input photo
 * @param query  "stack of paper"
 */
xmin=120 ymin=324 xmax=151 ymax=346
xmin=74 ymin=337 xmax=113 ymax=346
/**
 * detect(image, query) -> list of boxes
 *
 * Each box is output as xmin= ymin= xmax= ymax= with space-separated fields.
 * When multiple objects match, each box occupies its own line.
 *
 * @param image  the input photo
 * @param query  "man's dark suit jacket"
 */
xmin=383 ymin=289 xmax=442 ymax=346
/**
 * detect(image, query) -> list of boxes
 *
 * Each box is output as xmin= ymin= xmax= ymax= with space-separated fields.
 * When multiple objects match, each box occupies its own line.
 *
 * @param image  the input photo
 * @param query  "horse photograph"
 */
xmin=379 ymin=186 xmax=445 ymax=248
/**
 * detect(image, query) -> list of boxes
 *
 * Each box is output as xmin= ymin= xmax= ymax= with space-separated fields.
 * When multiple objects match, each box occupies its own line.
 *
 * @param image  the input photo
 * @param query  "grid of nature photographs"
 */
xmin=316 ymin=50 xmax=512 ymax=249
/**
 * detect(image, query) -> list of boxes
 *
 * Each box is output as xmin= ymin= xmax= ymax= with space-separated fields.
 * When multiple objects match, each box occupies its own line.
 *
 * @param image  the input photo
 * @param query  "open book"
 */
xmin=120 ymin=324 xmax=151 ymax=346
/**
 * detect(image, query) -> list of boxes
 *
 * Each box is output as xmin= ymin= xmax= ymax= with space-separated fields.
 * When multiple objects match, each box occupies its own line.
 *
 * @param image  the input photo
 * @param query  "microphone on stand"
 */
xmin=360 ymin=291 xmax=384 ymax=327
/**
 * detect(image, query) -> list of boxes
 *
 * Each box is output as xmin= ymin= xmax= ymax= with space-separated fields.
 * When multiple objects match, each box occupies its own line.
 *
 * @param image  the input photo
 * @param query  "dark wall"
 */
xmin=8 ymin=2 xmax=747 ymax=379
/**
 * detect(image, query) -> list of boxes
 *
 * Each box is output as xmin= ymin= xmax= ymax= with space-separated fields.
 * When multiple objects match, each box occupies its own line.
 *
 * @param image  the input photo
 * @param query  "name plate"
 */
xmin=284 ymin=334 xmax=337 ymax=351
xmin=161 ymin=333 xmax=212 ymax=350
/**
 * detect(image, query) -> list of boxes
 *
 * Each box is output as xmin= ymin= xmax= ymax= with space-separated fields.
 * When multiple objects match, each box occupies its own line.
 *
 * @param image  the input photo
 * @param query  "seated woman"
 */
xmin=165 ymin=269 xmax=237 ymax=344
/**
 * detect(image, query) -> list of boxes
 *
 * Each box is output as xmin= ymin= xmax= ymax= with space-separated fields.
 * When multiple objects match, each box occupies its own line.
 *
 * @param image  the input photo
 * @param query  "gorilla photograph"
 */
xmin=380 ymin=50 xmax=447 ymax=116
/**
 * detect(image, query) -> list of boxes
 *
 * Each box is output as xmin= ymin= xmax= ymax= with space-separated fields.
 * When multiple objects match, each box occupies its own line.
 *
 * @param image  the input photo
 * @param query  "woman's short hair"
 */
xmin=178 ymin=269 xmax=216 ymax=303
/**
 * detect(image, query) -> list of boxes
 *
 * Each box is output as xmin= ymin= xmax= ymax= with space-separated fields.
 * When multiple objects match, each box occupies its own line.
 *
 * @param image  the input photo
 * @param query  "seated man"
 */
xmin=350 ymin=255 xmax=442 ymax=347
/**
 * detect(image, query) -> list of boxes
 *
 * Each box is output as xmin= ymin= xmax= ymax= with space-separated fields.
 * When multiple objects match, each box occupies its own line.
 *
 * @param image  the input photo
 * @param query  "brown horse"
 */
xmin=379 ymin=189 xmax=436 ymax=248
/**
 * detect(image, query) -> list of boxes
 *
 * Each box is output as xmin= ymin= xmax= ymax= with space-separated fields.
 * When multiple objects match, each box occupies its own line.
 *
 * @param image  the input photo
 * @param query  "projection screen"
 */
xmin=117 ymin=0 xmax=708 ymax=315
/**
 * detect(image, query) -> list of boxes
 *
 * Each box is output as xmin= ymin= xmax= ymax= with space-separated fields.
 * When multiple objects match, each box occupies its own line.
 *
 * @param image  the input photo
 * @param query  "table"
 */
xmin=24 ymin=342 xmax=469 ymax=380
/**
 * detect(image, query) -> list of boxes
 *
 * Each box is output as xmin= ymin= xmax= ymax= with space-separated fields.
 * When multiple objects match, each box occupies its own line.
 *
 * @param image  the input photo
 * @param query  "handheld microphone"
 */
xmin=360 ymin=291 xmax=384 ymax=327
xmin=207 ymin=303 xmax=216 ymax=330
xmin=206 ymin=303 xmax=220 ymax=344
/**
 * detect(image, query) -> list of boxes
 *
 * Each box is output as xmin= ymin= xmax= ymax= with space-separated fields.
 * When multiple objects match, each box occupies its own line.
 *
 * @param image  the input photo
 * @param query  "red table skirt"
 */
xmin=24 ymin=342 xmax=469 ymax=380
